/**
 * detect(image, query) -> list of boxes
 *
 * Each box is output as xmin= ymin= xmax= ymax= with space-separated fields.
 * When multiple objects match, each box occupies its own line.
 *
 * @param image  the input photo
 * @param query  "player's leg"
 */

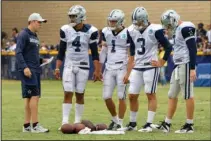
xmin=30 ymin=72 xmax=49 ymax=133
xmin=60 ymin=67 xmax=75 ymax=128
xmin=102 ymin=69 xmax=119 ymax=130
xmin=75 ymin=67 xmax=89 ymax=124
xmin=124 ymin=69 xmax=143 ymax=131
xmin=175 ymin=63 xmax=194 ymax=133
xmin=116 ymin=68 xmax=127 ymax=129
xmin=19 ymin=71 xmax=36 ymax=132
xmin=138 ymin=68 xmax=160 ymax=132
xmin=19 ymin=75 xmax=31 ymax=132
xmin=157 ymin=67 xmax=180 ymax=133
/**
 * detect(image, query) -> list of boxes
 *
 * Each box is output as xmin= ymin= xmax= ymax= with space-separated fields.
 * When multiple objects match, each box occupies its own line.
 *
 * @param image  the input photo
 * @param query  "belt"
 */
xmin=79 ymin=62 xmax=88 ymax=65
xmin=115 ymin=61 xmax=123 ymax=64
xmin=143 ymin=62 xmax=151 ymax=66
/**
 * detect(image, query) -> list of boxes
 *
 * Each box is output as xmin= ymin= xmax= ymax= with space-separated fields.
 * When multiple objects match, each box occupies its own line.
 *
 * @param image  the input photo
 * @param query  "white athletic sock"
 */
xmin=165 ymin=117 xmax=172 ymax=124
xmin=74 ymin=103 xmax=84 ymax=123
xmin=62 ymin=103 xmax=72 ymax=125
xmin=130 ymin=111 xmax=137 ymax=122
xmin=119 ymin=118 xmax=123 ymax=127
xmin=112 ymin=116 xmax=119 ymax=124
xmin=186 ymin=119 xmax=193 ymax=124
xmin=146 ymin=111 xmax=156 ymax=123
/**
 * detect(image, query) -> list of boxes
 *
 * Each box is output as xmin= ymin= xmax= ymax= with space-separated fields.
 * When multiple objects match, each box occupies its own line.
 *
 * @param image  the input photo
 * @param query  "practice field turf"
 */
xmin=2 ymin=80 xmax=210 ymax=140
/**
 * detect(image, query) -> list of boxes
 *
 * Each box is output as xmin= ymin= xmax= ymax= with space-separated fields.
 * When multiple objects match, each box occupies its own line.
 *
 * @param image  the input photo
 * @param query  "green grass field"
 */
xmin=2 ymin=80 xmax=211 ymax=140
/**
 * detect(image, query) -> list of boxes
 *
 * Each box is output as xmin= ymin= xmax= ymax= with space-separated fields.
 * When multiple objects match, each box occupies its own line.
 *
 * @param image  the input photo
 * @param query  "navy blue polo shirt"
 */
xmin=15 ymin=28 xmax=41 ymax=73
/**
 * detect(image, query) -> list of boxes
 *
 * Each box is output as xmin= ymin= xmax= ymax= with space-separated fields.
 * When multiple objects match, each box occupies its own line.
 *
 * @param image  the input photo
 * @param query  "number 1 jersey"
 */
xmin=128 ymin=24 xmax=163 ymax=68
xmin=60 ymin=24 xmax=98 ymax=68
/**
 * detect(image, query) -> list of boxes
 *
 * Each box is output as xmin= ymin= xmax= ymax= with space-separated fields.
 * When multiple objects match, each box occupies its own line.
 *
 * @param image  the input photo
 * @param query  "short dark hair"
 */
xmin=12 ymin=27 xmax=18 ymax=33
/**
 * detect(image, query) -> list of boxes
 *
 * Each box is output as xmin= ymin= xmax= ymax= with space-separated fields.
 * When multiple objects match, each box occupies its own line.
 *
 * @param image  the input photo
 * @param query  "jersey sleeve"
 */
xmin=89 ymin=26 xmax=99 ymax=44
xmin=181 ymin=26 xmax=196 ymax=41
xmin=60 ymin=25 xmax=68 ymax=42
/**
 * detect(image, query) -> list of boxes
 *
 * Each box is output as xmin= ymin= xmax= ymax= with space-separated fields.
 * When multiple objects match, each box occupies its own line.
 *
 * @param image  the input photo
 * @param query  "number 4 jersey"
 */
xmin=60 ymin=24 xmax=99 ymax=68
xmin=128 ymin=24 xmax=163 ymax=68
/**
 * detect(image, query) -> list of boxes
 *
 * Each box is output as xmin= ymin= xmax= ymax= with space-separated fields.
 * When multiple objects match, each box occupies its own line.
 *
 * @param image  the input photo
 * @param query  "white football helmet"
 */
xmin=132 ymin=7 xmax=149 ymax=30
xmin=68 ymin=5 xmax=86 ymax=27
xmin=161 ymin=10 xmax=180 ymax=34
xmin=107 ymin=9 xmax=125 ymax=31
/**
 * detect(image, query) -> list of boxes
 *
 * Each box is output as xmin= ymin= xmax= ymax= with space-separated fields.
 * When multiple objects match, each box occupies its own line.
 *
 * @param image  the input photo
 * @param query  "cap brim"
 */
xmin=39 ymin=19 xmax=47 ymax=23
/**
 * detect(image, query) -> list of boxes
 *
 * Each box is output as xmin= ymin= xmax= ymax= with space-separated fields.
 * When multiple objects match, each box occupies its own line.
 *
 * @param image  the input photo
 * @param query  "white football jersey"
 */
xmin=173 ymin=21 xmax=196 ymax=65
xmin=128 ymin=24 xmax=163 ymax=68
xmin=60 ymin=24 xmax=98 ymax=68
xmin=102 ymin=27 xmax=129 ymax=70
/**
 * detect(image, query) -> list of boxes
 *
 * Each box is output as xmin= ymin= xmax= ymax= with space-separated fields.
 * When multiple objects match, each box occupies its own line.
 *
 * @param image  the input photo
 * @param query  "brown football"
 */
xmin=81 ymin=120 xmax=96 ymax=131
xmin=74 ymin=123 xmax=86 ymax=133
xmin=95 ymin=123 xmax=108 ymax=131
xmin=61 ymin=124 xmax=75 ymax=134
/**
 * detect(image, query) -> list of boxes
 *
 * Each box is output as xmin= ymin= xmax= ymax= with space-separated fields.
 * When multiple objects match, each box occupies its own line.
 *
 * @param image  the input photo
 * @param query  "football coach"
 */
xmin=15 ymin=13 xmax=49 ymax=133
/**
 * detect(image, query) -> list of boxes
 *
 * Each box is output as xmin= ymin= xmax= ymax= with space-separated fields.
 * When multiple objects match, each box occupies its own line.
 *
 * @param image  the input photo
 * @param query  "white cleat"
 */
xmin=31 ymin=123 xmax=49 ymax=133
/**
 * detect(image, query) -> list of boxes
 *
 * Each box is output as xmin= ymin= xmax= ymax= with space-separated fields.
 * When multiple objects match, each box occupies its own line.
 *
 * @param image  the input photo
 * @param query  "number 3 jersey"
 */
xmin=128 ymin=24 xmax=163 ymax=68
xmin=102 ymin=27 xmax=130 ymax=70
xmin=60 ymin=24 xmax=98 ymax=68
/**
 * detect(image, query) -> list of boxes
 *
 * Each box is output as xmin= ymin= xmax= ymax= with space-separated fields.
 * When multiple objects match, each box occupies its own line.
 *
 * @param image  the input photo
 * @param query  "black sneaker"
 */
xmin=157 ymin=121 xmax=171 ymax=133
xmin=107 ymin=120 xmax=121 ymax=130
xmin=175 ymin=123 xmax=194 ymax=133
xmin=122 ymin=122 xmax=137 ymax=131
xmin=107 ymin=120 xmax=115 ymax=130
xmin=22 ymin=126 xmax=31 ymax=132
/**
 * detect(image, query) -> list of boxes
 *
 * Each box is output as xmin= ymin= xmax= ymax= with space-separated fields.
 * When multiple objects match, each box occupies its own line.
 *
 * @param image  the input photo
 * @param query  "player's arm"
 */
xmin=55 ymin=29 xmax=67 ymax=79
xmin=15 ymin=33 xmax=28 ymax=70
xmin=89 ymin=30 xmax=102 ymax=81
xmin=123 ymin=30 xmax=135 ymax=84
xmin=181 ymin=26 xmax=197 ymax=82
xmin=99 ymin=32 xmax=108 ymax=73
xmin=151 ymin=29 xmax=172 ymax=67
xmin=15 ymin=33 xmax=32 ymax=78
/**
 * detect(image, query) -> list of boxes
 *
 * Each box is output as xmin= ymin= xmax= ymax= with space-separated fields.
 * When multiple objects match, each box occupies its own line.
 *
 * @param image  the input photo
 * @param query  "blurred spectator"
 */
xmin=40 ymin=41 xmax=48 ymax=51
xmin=1 ymin=31 xmax=8 ymax=49
xmin=12 ymin=27 xmax=19 ymax=42
xmin=202 ymin=36 xmax=211 ymax=53
xmin=7 ymin=38 xmax=17 ymax=51
xmin=197 ymin=23 xmax=207 ymax=37
xmin=206 ymin=24 xmax=211 ymax=43
xmin=158 ymin=46 xmax=167 ymax=86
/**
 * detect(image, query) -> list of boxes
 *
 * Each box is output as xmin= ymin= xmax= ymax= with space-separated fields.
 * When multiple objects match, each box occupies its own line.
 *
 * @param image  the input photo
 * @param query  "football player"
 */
xmin=54 ymin=5 xmax=102 ymax=130
xmin=99 ymin=9 xmax=133 ymax=130
xmin=152 ymin=10 xmax=197 ymax=133
xmin=123 ymin=7 xmax=172 ymax=132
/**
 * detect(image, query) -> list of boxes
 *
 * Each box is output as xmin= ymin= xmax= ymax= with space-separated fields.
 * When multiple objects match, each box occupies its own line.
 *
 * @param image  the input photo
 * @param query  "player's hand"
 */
xmin=190 ymin=69 xmax=197 ymax=82
xmin=24 ymin=67 xmax=32 ymax=78
xmin=93 ymin=71 xmax=102 ymax=82
xmin=54 ymin=68 xmax=61 ymax=80
xmin=123 ymin=73 xmax=130 ymax=84
xmin=151 ymin=59 xmax=166 ymax=67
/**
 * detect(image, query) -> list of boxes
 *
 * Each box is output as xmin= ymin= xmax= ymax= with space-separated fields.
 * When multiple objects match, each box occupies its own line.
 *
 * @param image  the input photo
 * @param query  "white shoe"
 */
xmin=175 ymin=123 xmax=194 ymax=134
xmin=31 ymin=123 xmax=49 ymax=133
xmin=22 ymin=126 xmax=31 ymax=132
xmin=138 ymin=123 xmax=153 ymax=132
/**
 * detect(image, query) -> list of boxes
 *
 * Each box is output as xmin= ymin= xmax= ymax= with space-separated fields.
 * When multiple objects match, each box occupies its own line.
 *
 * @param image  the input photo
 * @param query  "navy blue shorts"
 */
xmin=19 ymin=71 xmax=41 ymax=98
